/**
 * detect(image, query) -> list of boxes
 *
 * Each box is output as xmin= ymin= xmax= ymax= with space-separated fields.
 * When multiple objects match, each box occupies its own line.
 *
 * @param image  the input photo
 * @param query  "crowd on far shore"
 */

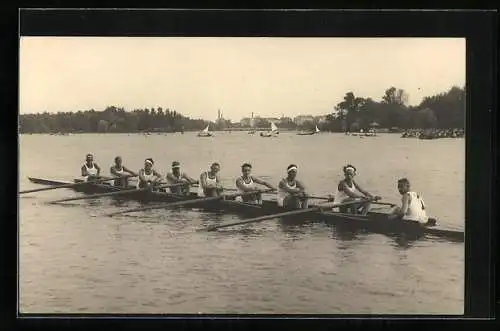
xmin=401 ymin=128 xmax=464 ymax=139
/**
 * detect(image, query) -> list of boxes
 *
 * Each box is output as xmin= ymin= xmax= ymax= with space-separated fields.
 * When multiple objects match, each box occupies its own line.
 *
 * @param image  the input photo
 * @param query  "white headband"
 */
xmin=287 ymin=166 xmax=298 ymax=173
xmin=345 ymin=166 xmax=356 ymax=173
xmin=145 ymin=160 xmax=153 ymax=165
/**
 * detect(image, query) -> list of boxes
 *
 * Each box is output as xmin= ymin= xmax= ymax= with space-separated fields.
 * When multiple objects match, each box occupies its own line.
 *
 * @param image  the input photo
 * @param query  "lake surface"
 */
xmin=19 ymin=132 xmax=465 ymax=314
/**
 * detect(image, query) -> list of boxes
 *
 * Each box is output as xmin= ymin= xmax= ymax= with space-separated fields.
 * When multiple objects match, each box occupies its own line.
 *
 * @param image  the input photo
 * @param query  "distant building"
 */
xmin=293 ymin=115 xmax=315 ymax=125
xmin=265 ymin=117 xmax=281 ymax=124
xmin=314 ymin=115 xmax=327 ymax=123
xmin=240 ymin=117 xmax=252 ymax=126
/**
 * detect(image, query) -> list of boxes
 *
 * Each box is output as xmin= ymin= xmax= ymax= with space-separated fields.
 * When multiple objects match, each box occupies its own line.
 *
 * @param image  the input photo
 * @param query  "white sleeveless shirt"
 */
xmin=235 ymin=176 xmax=258 ymax=202
xmin=334 ymin=180 xmax=359 ymax=203
xmin=113 ymin=166 xmax=124 ymax=175
xmin=237 ymin=176 xmax=256 ymax=192
xmin=137 ymin=168 xmax=157 ymax=188
xmin=198 ymin=172 xmax=218 ymax=197
xmin=82 ymin=163 xmax=98 ymax=181
xmin=277 ymin=179 xmax=296 ymax=207
xmin=402 ymin=191 xmax=428 ymax=222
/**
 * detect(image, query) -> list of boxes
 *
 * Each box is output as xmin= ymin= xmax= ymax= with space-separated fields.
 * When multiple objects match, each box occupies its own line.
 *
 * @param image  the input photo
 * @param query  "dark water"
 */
xmin=19 ymin=132 xmax=464 ymax=314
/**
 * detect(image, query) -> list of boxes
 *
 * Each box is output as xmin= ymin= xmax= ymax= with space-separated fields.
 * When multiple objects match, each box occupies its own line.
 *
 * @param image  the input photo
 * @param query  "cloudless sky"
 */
xmin=20 ymin=37 xmax=465 ymax=121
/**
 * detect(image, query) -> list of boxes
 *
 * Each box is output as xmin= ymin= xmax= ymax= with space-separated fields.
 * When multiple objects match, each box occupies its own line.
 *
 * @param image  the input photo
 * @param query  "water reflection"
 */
xmin=276 ymin=218 xmax=310 ymax=240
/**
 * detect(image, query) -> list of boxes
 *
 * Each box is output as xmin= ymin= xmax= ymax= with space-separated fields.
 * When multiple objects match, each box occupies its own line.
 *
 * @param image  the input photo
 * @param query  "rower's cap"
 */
xmin=172 ymin=161 xmax=181 ymax=168
xmin=145 ymin=158 xmax=154 ymax=165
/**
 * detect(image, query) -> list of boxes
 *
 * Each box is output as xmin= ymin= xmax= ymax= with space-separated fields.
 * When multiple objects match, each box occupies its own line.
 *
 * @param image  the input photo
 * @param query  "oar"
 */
xmin=304 ymin=195 xmax=332 ymax=200
xmin=372 ymin=201 xmax=397 ymax=207
xmin=47 ymin=182 xmax=187 ymax=204
xmin=102 ymin=188 xmax=275 ymax=217
xmin=19 ymin=175 xmax=137 ymax=194
xmin=201 ymin=199 xmax=373 ymax=232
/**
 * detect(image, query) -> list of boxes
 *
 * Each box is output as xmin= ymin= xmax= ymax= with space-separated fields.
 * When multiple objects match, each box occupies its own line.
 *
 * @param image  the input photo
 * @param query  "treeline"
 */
xmin=322 ymin=86 xmax=465 ymax=132
xmin=19 ymin=107 xmax=211 ymax=134
xmin=19 ymin=85 xmax=464 ymax=133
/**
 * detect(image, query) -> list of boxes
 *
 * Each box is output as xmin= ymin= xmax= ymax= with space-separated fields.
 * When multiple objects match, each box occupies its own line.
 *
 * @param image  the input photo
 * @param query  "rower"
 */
xmin=277 ymin=164 xmax=308 ymax=209
xmin=110 ymin=156 xmax=137 ymax=187
xmin=198 ymin=162 xmax=223 ymax=197
xmin=330 ymin=164 xmax=380 ymax=215
xmin=235 ymin=163 xmax=276 ymax=204
xmin=81 ymin=153 xmax=101 ymax=182
xmin=388 ymin=178 xmax=431 ymax=224
xmin=166 ymin=161 xmax=198 ymax=195
xmin=137 ymin=158 xmax=163 ymax=190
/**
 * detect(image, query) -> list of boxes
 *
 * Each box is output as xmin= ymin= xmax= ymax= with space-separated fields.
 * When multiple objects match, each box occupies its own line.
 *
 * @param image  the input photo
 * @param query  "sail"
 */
xmin=315 ymin=125 xmax=320 ymax=132
xmin=202 ymin=125 xmax=209 ymax=133
xmin=271 ymin=122 xmax=278 ymax=132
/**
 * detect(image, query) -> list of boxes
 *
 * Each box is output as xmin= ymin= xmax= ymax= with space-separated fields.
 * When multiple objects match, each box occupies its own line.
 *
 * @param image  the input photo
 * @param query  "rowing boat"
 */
xmin=26 ymin=177 xmax=464 ymax=242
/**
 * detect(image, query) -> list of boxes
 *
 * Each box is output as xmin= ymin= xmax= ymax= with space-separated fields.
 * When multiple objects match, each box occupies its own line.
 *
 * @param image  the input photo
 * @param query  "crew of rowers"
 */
xmin=81 ymin=153 xmax=429 ymax=224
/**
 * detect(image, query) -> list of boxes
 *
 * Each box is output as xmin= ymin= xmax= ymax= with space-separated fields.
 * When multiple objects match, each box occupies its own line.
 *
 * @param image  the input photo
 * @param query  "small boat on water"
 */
xmin=260 ymin=122 xmax=279 ymax=137
xmin=197 ymin=125 xmax=213 ymax=137
xmin=25 ymin=177 xmax=464 ymax=242
xmin=297 ymin=125 xmax=320 ymax=136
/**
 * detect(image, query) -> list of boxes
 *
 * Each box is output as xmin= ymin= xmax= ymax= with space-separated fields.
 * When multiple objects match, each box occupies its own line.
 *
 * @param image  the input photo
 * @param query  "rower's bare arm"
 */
xmin=138 ymin=170 xmax=146 ymax=182
xmin=200 ymin=173 xmax=208 ymax=188
xmin=353 ymin=181 xmax=371 ymax=197
xmin=123 ymin=166 xmax=137 ymax=176
xmin=166 ymin=173 xmax=180 ymax=183
xmin=95 ymin=164 xmax=101 ymax=175
xmin=253 ymin=177 xmax=276 ymax=190
xmin=153 ymin=170 xmax=163 ymax=182
xmin=215 ymin=175 xmax=224 ymax=189
xmin=110 ymin=167 xmax=118 ymax=176
xmin=400 ymin=194 xmax=410 ymax=215
xmin=183 ymin=174 xmax=198 ymax=184
xmin=296 ymin=180 xmax=306 ymax=192
xmin=81 ymin=166 xmax=87 ymax=177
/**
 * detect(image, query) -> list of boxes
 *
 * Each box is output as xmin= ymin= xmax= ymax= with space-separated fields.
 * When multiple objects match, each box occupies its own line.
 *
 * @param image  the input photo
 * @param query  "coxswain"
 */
xmin=81 ymin=153 xmax=101 ymax=182
xmin=277 ymin=164 xmax=308 ymax=209
xmin=198 ymin=162 xmax=223 ymax=197
xmin=235 ymin=163 xmax=276 ymax=204
xmin=166 ymin=161 xmax=198 ymax=195
xmin=388 ymin=178 xmax=431 ymax=224
xmin=330 ymin=164 xmax=380 ymax=215
xmin=110 ymin=156 xmax=137 ymax=187
xmin=137 ymin=158 xmax=163 ymax=189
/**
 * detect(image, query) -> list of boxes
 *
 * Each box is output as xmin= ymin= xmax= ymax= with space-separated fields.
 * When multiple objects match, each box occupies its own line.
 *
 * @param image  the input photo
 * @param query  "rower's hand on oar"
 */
xmin=327 ymin=194 xmax=335 ymax=202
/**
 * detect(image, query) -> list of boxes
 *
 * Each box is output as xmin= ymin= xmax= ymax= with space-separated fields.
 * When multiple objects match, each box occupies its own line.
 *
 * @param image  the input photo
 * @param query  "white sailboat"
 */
xmin=197 ymin=124 xmax=213 ymax=137
xmin=260 ymin=122 xmax=279 ymax=137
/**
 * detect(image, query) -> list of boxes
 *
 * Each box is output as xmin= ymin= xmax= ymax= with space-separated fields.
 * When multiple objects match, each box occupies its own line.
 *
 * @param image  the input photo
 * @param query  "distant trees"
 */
xmin=19 ymin=106 xmax=211 ymax=134
xmin=323 ymin=86 xmax=465 ymax=132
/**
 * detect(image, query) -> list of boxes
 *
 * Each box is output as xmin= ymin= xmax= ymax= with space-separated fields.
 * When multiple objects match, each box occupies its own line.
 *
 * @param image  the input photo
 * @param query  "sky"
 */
xmin=19 ymin=37 xmax=465 ymax=122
